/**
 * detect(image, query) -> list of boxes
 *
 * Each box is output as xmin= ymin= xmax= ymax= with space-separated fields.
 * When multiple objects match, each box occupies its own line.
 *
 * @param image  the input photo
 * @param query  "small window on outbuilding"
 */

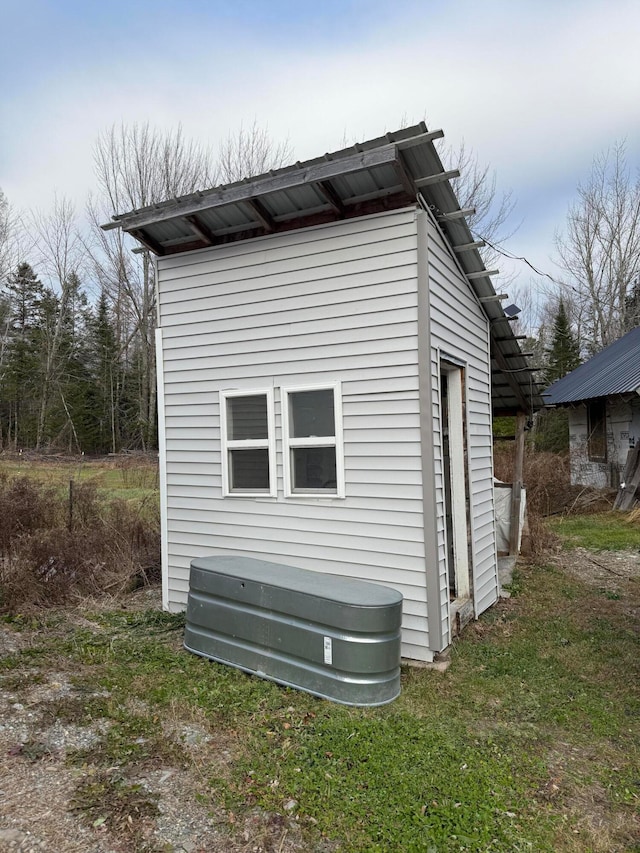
xmin=587 ymin=399 xmax=607 ymax=462
xmin=282 ymin=383 xmax=345 ymax=498
xmin=220 ymin=389 xmax=276 ymax=496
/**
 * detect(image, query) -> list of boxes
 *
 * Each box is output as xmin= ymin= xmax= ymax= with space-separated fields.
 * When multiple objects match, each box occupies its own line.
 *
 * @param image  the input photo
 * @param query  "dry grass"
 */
xmin=494 ymin=445 xmax=617 ymax=518
xmin=494 ymin=446 xmax=622 ymax=558
xmin=0 ymin=474 xmax=160 ymax=613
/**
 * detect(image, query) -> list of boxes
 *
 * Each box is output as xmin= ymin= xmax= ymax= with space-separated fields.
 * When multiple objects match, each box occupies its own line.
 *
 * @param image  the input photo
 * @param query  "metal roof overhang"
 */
xmin=543 ymin=326 xmax=640 ymax=406
xmin=102 ymin=123 xmax=543 ymax=415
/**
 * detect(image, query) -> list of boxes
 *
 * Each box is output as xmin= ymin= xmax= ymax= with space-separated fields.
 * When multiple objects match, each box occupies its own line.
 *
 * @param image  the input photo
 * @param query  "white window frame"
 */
xmin=281 ymin=381 xmax=345 ymax=499
xmin=220 ymin=388 xmax=276 ymax=497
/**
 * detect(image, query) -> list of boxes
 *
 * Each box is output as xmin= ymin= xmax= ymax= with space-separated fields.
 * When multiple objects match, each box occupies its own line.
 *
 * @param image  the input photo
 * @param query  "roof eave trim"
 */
xmin=102 ymin=142 xmax=409 ymax=234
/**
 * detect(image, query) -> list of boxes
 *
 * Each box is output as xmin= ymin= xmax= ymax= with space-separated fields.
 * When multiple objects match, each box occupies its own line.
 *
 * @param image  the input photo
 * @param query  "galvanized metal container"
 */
xmin=184 ymin=555 xmax=403 ymax=706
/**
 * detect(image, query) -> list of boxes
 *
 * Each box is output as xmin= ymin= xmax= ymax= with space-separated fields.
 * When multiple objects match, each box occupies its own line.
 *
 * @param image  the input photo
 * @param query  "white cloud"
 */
xmin=2 ymin=0 xmax=639 ymax=308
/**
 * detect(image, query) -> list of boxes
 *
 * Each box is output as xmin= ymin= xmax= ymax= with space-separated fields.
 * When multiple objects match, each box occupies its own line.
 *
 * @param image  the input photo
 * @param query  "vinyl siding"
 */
xmin=157 ymin=205 xmax=499 ymax=661
xmin=157 ymin=208 xmax=432 ymax=660
xmin=423 ymin=211 xmax=498 ymax=643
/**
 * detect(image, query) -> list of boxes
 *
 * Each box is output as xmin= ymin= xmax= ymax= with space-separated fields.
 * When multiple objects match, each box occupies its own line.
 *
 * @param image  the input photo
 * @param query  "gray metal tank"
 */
xmin=184 ymin=555 xmax=403 ymax=706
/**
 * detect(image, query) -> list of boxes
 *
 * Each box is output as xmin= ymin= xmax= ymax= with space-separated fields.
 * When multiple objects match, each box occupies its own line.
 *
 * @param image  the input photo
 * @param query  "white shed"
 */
xmin=104 ymin=124 xmax=538 ymax=662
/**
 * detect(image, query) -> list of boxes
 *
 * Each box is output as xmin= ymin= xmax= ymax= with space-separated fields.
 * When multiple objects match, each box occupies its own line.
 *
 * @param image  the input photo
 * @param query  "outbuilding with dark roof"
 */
xmin=543 ymin=326 xmax=640 ymax=488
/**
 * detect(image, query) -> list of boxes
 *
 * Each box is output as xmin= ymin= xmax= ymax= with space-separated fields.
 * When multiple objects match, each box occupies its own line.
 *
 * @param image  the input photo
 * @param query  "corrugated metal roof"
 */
xmin=102 ymin=123 xmax=543 ymax=415
xmin=543 ymin=326 xmax=640 ymax=405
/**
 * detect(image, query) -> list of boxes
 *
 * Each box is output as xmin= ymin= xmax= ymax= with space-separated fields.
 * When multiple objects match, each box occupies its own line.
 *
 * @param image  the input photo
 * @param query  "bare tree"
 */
xmin=30 ymin=196 xmax=85 ymax=449
xmin=555 ymin=141 xmax=640 ymax=353
xmin=89 ymin=123 xmax=219 ymax=450
xmin=0 ymin=190 xmax=18 ymax=394
xmin=348 ymin=120 xmax=519 ymax=277
xmin=94 ymin=122 xmax=217 ymax=212
xmin=442 ymin=141 xmax=518 ymax=273
xmin=89 ymin=120 xmax=293 ymax=450
xmin=217 ymin=120 xmax=293 ymax=184
xmin=0 ymin=188 xmax=22 ymax=287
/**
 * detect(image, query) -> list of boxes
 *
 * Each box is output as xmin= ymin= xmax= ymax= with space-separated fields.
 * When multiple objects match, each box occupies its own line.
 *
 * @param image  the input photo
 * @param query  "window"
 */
xmin=282 ymin=383 xmax=345 ymax=497
xmin=587 ymin=399 xmax=607 ymax=462
xmin=220 ymin=389 xmax=276 ymax=496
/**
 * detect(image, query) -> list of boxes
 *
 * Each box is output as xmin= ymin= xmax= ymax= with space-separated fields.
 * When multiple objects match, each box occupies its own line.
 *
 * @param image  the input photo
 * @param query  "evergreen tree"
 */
xmin=45 ymin=274 xmax=95 ymax=452
xmin=544 ymin=299 xmax=581 ymax=385
xmin=6 ymin=262 xmax=45 ymax=335
xmin=625 ymin=276 xmax=640 ymax=332
xmin=86 ymin=290 xmax=121 ymax=452
xmin=536 ymin=300 xmax=581 ymax=455
xmin=0 ymin=263 xmax=46 ymax=447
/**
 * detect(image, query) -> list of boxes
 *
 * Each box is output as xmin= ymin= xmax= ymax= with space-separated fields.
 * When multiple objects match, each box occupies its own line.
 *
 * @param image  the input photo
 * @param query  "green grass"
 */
xmin=238 ymin=707 xmax=551 ymax=851
xmin=0 ymin=457 xmax=158 ymax=501
xmin=3 ymin=560 xmax=638 ymax=853
xmin=548 ymin=511 xmax=640 ymax=550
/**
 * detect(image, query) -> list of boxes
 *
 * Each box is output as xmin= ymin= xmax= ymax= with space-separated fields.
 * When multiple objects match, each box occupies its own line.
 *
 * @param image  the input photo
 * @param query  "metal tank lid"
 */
xmin=190 ymin=555 xmax=403 ymax=608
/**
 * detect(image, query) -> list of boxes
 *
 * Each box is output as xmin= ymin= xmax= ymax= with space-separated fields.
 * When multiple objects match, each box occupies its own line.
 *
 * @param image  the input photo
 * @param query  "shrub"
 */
xmin=0 ymin=475 xmax=160 ymax=612
xmin=494 ymin=443 xmax=620 ymax=558
xmin=0 ymin=477 xmax=60 ymax=556
xmin=533 ymin=408 xmax=570 ymax=453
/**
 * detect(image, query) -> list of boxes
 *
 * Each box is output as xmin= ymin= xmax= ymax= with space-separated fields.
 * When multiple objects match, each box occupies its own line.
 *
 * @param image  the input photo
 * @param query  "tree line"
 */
xmin=0 ymin=123 xmax=293 ymax=453
xmin=1 ymin=123 xmax=638 ymax=454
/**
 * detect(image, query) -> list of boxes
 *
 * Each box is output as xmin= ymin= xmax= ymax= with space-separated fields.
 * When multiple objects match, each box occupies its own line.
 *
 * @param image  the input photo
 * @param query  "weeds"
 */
xmin=40 ymin=695 xmax=114 ymax=726
xmin=0 ymin=472 xmax=160 ymax=612
xmin=492 ymin=447 xmax=625 ymax=559
xmin=8 ymin=739 xmax=57 ymax=762
xmin=69 ymin=771 xmax=159 ymax=846
xmin=493 ymin=446 xmax=618 ymax=519
xmin=0 ymin=476 xmax=59 ymax=555
xmin=115 ymin=455 xmax=159 ymax=491
xmin=68 ymin=713 xmax=189 ymax=770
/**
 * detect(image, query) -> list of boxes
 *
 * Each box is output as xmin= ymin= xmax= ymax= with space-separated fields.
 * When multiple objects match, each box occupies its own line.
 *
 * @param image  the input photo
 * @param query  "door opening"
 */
xmin=440 ymin=364 xmax=472 ymax=604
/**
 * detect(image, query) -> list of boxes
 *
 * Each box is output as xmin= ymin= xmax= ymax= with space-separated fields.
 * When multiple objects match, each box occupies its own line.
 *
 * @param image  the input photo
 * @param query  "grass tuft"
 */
xmin=69 ymin=771 xmax=160 ymax=847
xmin=68 ymin=712 xmax=189 ymax=770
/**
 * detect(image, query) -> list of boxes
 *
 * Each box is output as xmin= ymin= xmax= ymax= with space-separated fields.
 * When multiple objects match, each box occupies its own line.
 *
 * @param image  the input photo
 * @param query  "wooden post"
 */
xmin=68 ymin=479 xmax=74 ymax=533
xmin=509 ymin=412 xmax=526 ymax=555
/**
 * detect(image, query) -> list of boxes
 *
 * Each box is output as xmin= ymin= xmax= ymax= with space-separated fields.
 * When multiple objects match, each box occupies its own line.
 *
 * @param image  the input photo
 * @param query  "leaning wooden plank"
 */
xmin=614 ymin=444 xmax=640 ymax=510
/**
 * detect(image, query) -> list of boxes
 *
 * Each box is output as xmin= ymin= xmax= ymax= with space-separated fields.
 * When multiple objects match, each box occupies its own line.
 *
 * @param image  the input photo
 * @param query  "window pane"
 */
xmin=229 ymin=448 xmax=270 ymax=490
xmin=292 ymin=447 xmax=336 ymax=491
xmin=227 ymin=395 xmax=268 ymax=440
xmin=290 ymin=389 xmax=335 ymax=437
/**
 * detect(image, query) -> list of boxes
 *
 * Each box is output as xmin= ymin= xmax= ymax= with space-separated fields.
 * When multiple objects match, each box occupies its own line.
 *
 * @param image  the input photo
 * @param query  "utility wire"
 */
xmin=423 ymin=193 xmax=570 ymax=291
xmin=471 ymin=231 xmax=561 ymax=284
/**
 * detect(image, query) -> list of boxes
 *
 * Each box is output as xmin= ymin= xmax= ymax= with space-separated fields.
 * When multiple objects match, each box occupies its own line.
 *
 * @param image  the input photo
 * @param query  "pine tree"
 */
xmin=86 ymin=290 xmax=121 ymax=452
xmin=544 ymin=299 xmax=581 ymax=385
xmin=536 ymin=300 xmax=581 ymax=454
xmin=5 ymin=262 xmax=45 ymax=334
xmin=625 ymin=276 xmax=640 ymax=332
xmin=0 ymin=263 xmax=46 ymax=447
xmin=46 ymin=274 xmax=95 ymax=452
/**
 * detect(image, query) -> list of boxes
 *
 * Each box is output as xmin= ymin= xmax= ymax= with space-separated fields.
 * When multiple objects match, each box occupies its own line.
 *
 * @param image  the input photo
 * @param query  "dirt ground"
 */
xmin=550 ymin=545 xmax=640 ymax=600
xmin=1 ymin=550 xmax=639 ymax=853
xmin=0 ymin=587 xmax=322 ymax=853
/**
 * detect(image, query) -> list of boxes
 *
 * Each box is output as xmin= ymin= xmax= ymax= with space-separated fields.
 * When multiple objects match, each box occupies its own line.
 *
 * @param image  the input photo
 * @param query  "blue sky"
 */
xmin=2 ymin=0 xmax=639 ymax=321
